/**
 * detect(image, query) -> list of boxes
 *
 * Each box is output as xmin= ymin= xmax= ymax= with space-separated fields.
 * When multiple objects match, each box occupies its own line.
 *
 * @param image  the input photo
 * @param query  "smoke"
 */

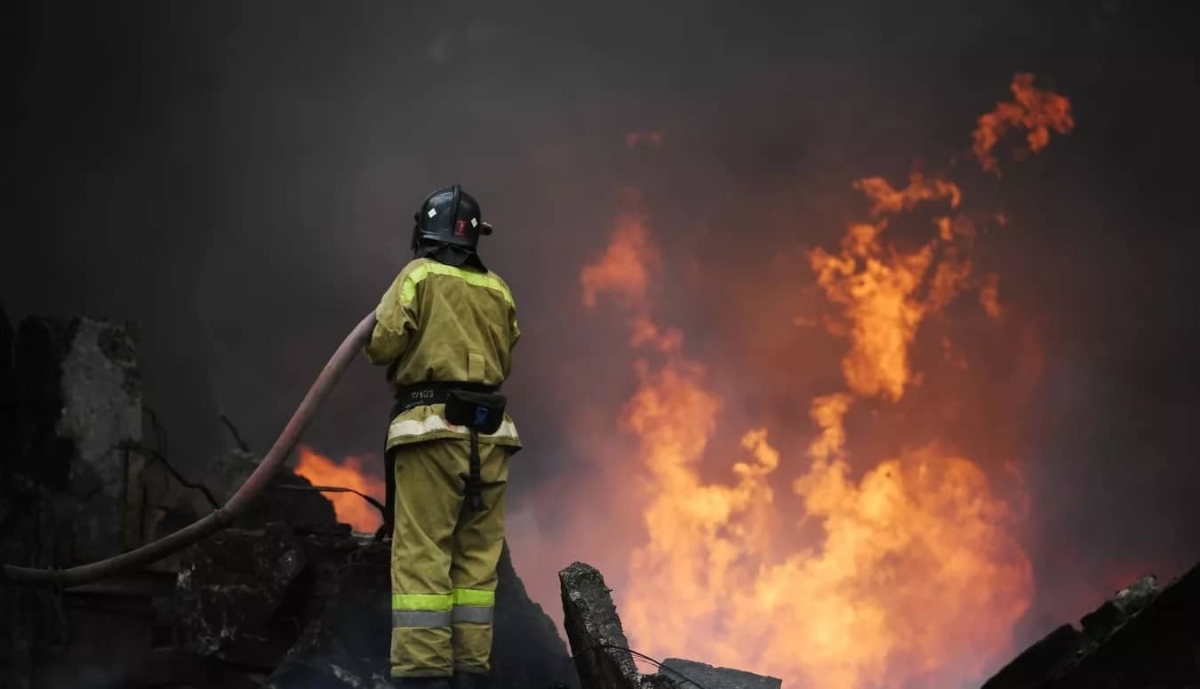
xmin=4 ymin=0 xmax=1200 ymax=679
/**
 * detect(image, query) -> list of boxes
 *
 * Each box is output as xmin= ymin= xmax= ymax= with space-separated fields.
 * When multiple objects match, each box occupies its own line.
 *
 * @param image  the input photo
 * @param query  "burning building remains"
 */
xmin=0 ymin=309 xmax=1197 ymax=689
xmin=0 ymin=310 xmax=572 ymax=688
xmin=3 ymin=72 xmax=1200 ymax=689
xmin=0 ymin=308 xmax=782 ymax=688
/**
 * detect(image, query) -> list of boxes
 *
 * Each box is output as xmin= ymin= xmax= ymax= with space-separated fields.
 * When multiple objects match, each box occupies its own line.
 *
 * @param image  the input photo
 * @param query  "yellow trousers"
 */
xmin=389 ymin=438 xmax=510 ymax=678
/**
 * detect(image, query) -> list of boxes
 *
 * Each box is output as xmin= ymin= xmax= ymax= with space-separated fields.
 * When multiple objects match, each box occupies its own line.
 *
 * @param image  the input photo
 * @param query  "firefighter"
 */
xmin=364 ymin=184 xmax=521 ymax=689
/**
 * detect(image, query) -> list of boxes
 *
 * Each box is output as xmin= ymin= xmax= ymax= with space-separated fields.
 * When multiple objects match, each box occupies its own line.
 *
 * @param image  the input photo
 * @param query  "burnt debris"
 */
xmin=0 ymin=310 xmax=569 ymax=688
xmin=559 ymin=562 xmax=643 ymax=689
xmin=171 ymin=523 xmax=569 ymax=688
xmin=982 ymin=566 xmax=1200 ymax=689
xmin=558 ymin=562 xmax=782 ymax=689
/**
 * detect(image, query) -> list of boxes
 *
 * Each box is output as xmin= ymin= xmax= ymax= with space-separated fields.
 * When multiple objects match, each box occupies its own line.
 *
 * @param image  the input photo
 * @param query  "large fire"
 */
xmin=578 ymin=74 xmax=1074 ymax=687
xmin=292 ymin=73 xmax=1075 ymax=688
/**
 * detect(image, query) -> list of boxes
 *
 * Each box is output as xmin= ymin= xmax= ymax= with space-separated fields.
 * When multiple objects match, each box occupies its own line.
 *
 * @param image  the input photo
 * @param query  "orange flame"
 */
xmin=981 ymin=273 xmax=1005 ymax=321
xmin=972 ymin=73 xmax=1076 ymax=176
xmin=295 ymin=446 xmax=386 ymax=533
xmin=855 ymin=172 xmax=961 ymax=217
xmin=807 ymin=183 xmax=975 ymax=402
xmin=577 ymin=72 xmax=1071 ymax=687
xmin=579 ymin=199 xmax=658 ymax=309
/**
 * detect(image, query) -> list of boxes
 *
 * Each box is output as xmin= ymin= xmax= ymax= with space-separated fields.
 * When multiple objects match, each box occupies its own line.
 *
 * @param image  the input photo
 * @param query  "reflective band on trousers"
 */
xmin=393 ymin=609 xmax=453 ymax=628
xmin=392 ymin=592 xmax=453 ymax=628
xmin=452 ymin=606 xmax=493 ymax=624
xmin=390 ymin=589 xmax=495 ymax=627
xmin=453 ymin=588 xmax=495 ymax=607
xmin=452 ymin=588 xmax=495 ymax=625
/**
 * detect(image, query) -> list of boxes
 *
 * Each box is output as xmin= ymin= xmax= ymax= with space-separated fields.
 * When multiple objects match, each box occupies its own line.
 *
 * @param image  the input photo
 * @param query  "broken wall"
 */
xmin=12 ymin=315 xmax=142 ymax=562
xmin=2 ymin=313 xmax=144 ymax=687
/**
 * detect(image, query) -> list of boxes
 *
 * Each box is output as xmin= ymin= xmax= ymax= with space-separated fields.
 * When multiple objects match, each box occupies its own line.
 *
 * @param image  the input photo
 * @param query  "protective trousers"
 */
xmin=388 ymin=438 xmax=510 ymax=679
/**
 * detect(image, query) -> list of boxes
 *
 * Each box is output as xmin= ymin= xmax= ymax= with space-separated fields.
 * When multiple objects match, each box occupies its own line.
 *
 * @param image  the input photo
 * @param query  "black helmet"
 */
xmin=411 ymin=184 xmax=493 ymax=268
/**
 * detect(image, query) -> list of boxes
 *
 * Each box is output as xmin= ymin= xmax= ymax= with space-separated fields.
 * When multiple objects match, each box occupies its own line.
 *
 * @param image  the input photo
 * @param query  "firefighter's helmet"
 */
xmin=411 ymin=184 xmax=493 ymax=267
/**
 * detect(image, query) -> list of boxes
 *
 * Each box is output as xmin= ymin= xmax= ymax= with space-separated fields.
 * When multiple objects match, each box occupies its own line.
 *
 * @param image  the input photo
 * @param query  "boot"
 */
xmin=451 ymin=672 xmax=490 ymax=689
xmin=391 ymin=677 xmax=452 ymax=689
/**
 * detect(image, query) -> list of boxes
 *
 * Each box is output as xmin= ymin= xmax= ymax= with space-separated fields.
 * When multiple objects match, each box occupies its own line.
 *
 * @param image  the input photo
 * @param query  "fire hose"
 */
xmin=0 ymin=311 xmax=378 ymax=588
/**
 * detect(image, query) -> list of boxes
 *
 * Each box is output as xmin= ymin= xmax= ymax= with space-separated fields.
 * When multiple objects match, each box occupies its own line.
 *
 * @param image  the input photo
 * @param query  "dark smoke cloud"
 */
xmin=4 ymin=0 xmax=1199 ymax=653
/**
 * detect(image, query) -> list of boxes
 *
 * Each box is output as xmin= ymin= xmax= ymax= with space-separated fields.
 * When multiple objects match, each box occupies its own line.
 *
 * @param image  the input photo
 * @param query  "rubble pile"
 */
xmin=982 ymin=565 xmax=1200 ymax=688
xmin=172 ymin=502 xmax=569 ymax=689
xmin=557 ymin=561 xmax=1200 ymax=689
xmin=0 ymin=309 xmax=569 ymax=688
xmin=558 ymin=562 xmax=782 ymax=689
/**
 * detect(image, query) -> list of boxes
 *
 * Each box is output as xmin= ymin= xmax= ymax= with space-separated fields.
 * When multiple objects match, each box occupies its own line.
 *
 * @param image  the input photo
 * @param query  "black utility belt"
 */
xmin=392 ymin=382 xmax=500 ymax=416
xmin=392 ymin=382 xmax=508 ymax=435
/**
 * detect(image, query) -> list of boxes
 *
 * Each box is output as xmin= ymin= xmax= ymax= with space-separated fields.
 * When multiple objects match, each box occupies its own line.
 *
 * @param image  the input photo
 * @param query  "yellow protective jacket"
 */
xmin=365 ymin=257 xmax=522 ymax=451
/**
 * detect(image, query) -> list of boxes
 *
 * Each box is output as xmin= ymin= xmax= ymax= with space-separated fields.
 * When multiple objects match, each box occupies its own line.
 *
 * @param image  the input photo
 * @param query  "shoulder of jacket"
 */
xmin=395 ymin=258 xmax=436 ymax=287
xmin=486 ymin=269 xmax=512 ymax=290
xmin=487 ymin=270 xmax=517 ymax=305
xmin=398 ymin=257 xmax=432 ymax=278
xmin=387 ymin=258 xmax=437 ymax=305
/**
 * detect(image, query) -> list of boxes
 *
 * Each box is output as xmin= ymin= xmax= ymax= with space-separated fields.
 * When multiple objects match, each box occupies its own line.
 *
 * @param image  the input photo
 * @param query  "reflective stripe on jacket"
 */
xmin=364 ymin=258 xmax=522 ymax=450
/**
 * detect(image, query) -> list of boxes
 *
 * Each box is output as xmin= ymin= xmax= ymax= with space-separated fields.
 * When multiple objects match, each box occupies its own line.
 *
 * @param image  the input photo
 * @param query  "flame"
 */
xmin=855 ymin=172 xmax=961 ymax=217
xmin=782 ymin=398 xmax=1032 ymax=687
xmin=579 ymin=197 xmax=658 ymax=309
xmin=807 ymin=187 xmax=975 ymax=402
xmin=576 ymin=73 xmax=1071 ymax=687
xmin=980 ymin=273 xmax=1005 ymax=321
xmin=972 ymin=73 xmax=1076 ymax=176
xmin=295 ymin=446 xmax=386 ymax=533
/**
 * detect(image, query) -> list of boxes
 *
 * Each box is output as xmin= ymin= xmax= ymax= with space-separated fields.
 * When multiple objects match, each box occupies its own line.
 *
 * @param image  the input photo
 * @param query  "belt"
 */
xmin=391 ymin=382 xmax=500 ymax=417
xmin=389 ymin=381 xmax=502 ymax=514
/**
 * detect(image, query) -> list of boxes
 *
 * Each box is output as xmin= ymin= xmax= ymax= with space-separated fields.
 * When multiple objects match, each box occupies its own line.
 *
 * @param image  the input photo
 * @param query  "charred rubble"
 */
xmin=0 ymin=310 xmax=569 ymax=689
xmin=557 ymin=562 xmax=782 ymax=689
xmin=2 ymin=307 xmax=1200 ymax=689
xmin=982 ymin=567 xmax=1200 ymax=689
